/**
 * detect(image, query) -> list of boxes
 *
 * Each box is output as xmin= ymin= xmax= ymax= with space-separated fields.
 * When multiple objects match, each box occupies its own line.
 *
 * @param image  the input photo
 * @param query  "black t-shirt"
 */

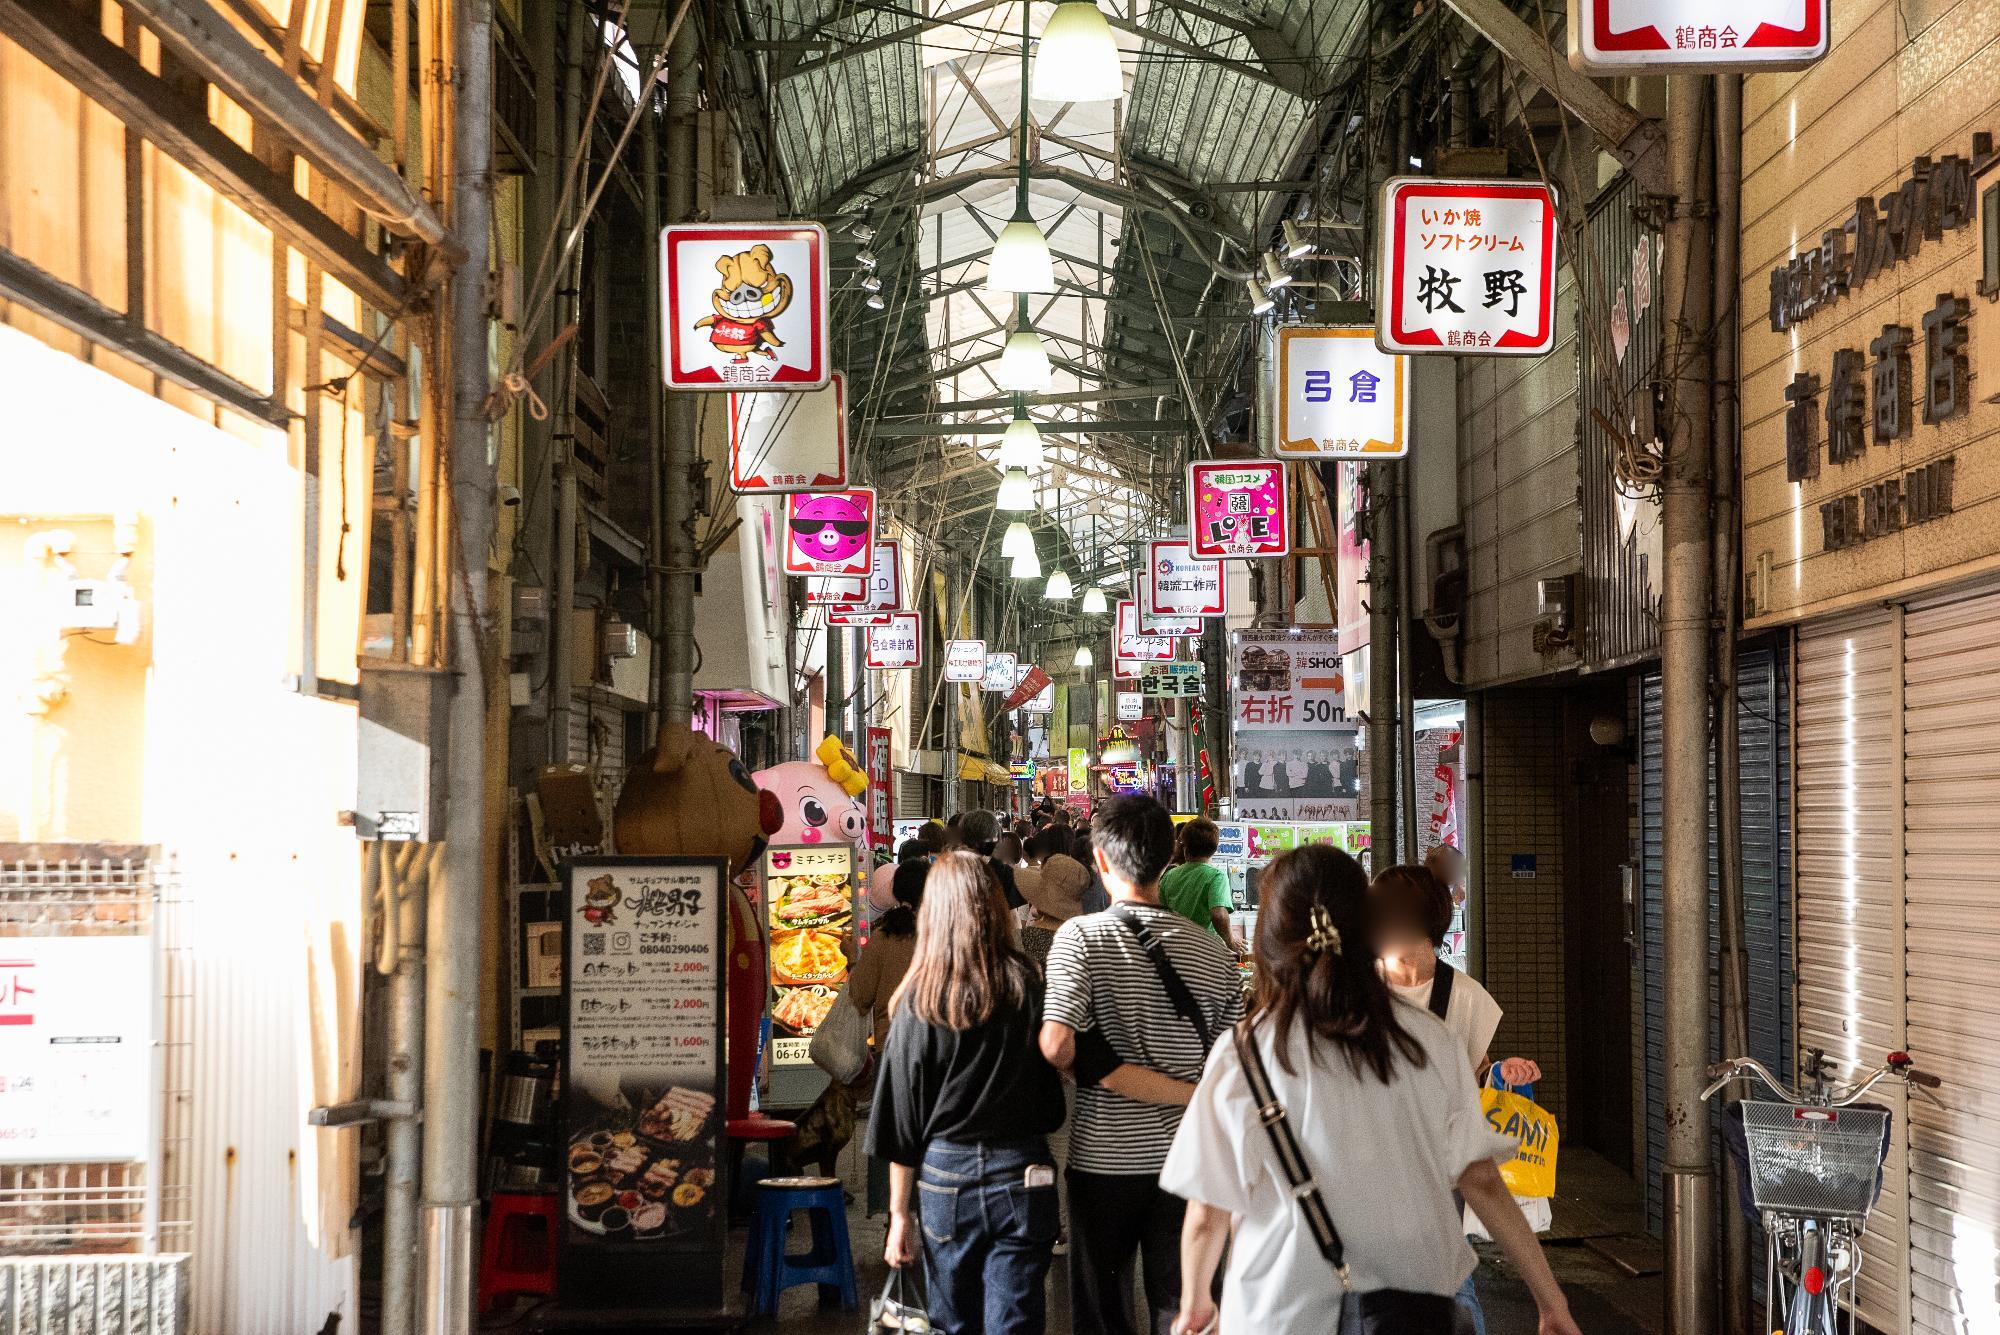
xmin=864 ymin=976 xmax=1066 ymax=1166
xmin=988 ymin=857 xmax=1023 ymax=909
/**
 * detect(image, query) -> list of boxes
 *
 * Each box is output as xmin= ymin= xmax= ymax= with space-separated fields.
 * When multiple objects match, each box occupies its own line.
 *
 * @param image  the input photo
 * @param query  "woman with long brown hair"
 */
xmin=867 ymin=851 xmax=1066 ymax=1334
xmin=1160 ymin=844 xmax=1580 ymax=1335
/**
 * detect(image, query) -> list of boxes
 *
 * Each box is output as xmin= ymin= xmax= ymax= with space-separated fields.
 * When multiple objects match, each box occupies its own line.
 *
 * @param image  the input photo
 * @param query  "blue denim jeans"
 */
xmin=918 ymin=1137 xmax=1059 ymax=1335
xmin=1456 ymin=1267 xmax=1488 ymax=1335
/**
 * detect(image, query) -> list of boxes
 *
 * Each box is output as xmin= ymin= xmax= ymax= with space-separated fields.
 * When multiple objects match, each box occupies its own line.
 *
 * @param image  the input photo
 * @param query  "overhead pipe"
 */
xmin=118 ymin=0 xmax=461 ymax=263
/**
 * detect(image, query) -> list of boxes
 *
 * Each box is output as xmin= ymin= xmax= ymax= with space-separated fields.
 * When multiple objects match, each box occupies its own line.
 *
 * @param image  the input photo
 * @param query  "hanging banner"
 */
xmin=866 ymin=613 xmax=923 ymax=669
xmin=0 ymin=937 xmax=152 ymax=1164
xmin=1568 ymin=0 xmax=1827 ymax=71
xmin=1377 ymin=178 xmax=1559 ymax=356
xmin=943 ymin=639 xmax=986 ymax=683
xmin=1273 ymin=326 xmax=1410 ymax=459
xmin=728 ymin=372 xmax=847 ymax=491
xmin=1146 ymin=539 xmax=1227 ymax=617
xmin=1116 ymin=691 xmax=1144 ymax=723
xmin=662 ymin=222 xmax=831 ymax=390
xmin=1067 ymin=748 xmax=1090 ymax=795
xmin=1229 ymin=628 xmax=1361 ymax=822
xmin=828 ymin=539 xmax=901 ymax=625
xmin=1188 ymin=460 xmax=1291 ymax=560
xmin=1006 ymin=664 xmax=1054 ymax=713
xmin=783 ymin=488 xmax=875 ymax=577
xmin=561 ymin=857 xmax=728 ymax=1310
xmin=982 ymin=652 xmax=1018 ymax=692
xmin=866 ymin=727 xmax=894 ymax=856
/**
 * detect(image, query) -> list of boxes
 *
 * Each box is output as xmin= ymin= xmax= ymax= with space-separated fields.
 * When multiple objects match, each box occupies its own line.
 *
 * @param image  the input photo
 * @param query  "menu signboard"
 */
xmin=561 ymin=856 xmax=728 ymax=1310
xmin=761 ymin=843 xmax=855 ymax=1103
xmin=0 ymin=936 xmax=153 ymax=1164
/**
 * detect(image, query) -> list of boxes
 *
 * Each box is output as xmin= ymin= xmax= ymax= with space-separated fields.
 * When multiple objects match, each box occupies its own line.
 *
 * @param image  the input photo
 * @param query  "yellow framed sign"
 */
xmin=1274 ymin=325 xmax=1409 ymax=459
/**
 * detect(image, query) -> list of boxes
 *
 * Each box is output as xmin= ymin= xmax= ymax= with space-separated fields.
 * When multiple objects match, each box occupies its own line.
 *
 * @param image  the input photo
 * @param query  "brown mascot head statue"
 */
xmin=614 ymin=723 xmax=782 ymax=875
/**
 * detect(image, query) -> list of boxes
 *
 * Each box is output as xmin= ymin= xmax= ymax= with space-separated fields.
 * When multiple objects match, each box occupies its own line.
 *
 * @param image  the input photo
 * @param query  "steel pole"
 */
xmin=1659 ymin=71 xmax=1718 ymax=1335
xmin=1463 ymin=691 xmax=1485 ymax=980
xmin=420 ymin=0 xmax=491 ymax=1328
xmin=659 ymin=22 xmax=699 ymax=730
xmin=1368 ymin=462 xmax=1399 ymax=867
xmin=545 ymin=10 xmax=585 ymax=764
xmin=641 ymin=91 xmax=666 ymax=739
xmin=381 ymin=847 xmax=430 ymax=1335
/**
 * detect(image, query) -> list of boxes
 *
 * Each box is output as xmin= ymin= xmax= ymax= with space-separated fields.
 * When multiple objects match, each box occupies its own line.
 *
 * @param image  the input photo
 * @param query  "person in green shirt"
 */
xmin=1159 ymin=818 xmax=1245 ymax=953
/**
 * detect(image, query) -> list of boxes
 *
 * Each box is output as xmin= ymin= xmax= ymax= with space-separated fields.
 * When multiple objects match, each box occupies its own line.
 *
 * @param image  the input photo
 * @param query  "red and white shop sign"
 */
xmin=1568 ymin=0 xmax=1826 ymax=71
xmin=1188 ymin=460 xmax=1290 ymax=560
xmin=806 ymin=575 xmax=867 ymax=605
xmin=1146 ymin=539 xmax=1226 ymax=618
xmin=729 ymin=372 xmax=847 ymax=492
xmin=944 ymin=640 xmax=987 ymax=683
xmin=784 ymin=488 xmax=875 ymax=577
xmin=1377 ymin=178 xmax=1559 ymax=357
xmin=867 ymin=613 xmax=923 ymax=670
xmin=662 ymin=222 xmax=831 ymax=391
xmin=866 ymin=726 xmax=894 ymax=852
xmin=1115 ymin=600 xmax=1176 ymax=681
xmin=1138 ymin=608 xmax=1202 ymax=638
xmin=828 ymin=540 xmax=901 ymax=625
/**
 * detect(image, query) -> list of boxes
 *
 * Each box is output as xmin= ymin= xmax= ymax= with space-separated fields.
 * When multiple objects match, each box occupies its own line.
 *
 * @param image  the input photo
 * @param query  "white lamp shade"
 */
xmin=998 ymin=417 xmax=1045 ymax=470
xmin=986 ymin=217 xmax=1055 ymax=294
xmin=1012 ymin=549 xmax=1043 ymax=579
xmin=1044 ymin=568 xmax=1074 ymax=601
xmin=996 ymin=467 xmax=1035 ymax=511
xmin=1080 ymin=587 xmax=1108 ymax=615
xmin=1003 ymin=521 xmax=1034 ymax=561
xmin=1032 ymin=2 xmax=1123 ymax=103
xmin=1245 ymin=276 xmax=1275 ymax=315
xmin=995 ymin=330 xmax=1053 ymax=392
xmin=1073 ymin=645 xmax=1094 ymax=667
xmin=1262 ymin=252 xmax=1293 ymax=289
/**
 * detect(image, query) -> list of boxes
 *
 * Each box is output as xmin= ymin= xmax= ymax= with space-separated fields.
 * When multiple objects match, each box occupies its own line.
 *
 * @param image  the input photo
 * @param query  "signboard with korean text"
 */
xmin=1230 ymin=629 xmax=1361 ymax=822
xmin=728 ymin=372 xmax=847 ymax=491
xmin=827 ymin=539 xmax=901 ymax=625
xmin=866 ymin=613 xmax=922 ymax=669
xmin=784 ymin=488 xmax=875 ymax=577
xmin=944 ymin=640 xmax=986 ymax=683
xmin=662 ymin=222 xmax=830 ymax=390
xmin=1188 ymin=460 xmax=1290 ymax=560
xmin=865 ymin=727 xmax=893 ymax=857
xmin=1273 ymin=326 xmax=1409 ymax=458
xmin=1116 ymin=691 xmax=1144 ymax=722
xmin=982 ymin=652 xmax=1018 ymax=692
xmin=1378 ymin=178 xmax=1559 ymax=356
xmin=1142 ymin=662 xmax=1205 ymax=699
xmin=1146 ymin=539 xmax=1227 ymax=617
xmin=1568 ymin=0 xmax=1827 ymax=71
xmin=0 ymin=936 xmax=152 ymax=1164
xmin=560 ymin=856 xmax=728 ymax=1309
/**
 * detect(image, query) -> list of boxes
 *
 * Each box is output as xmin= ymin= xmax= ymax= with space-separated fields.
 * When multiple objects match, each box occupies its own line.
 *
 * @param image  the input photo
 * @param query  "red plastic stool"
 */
xmin=478 ymin=1190 xmax=558 ymax=1314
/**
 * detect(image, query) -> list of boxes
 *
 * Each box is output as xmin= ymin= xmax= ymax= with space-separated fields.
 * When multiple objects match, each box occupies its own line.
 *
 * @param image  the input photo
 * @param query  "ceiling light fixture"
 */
xmin=865 ymin=292 xmax=886 ymax=311
xmin=850 ymin=220 xmax=876 ymax=242
xmin=860 ymin=273 xmax=883 ymax=292
xmin=1045 ymin=567 xmax=1074 ymax=601
xmin=997 ymin=467 xmax=1035 ymax=511
xmin=998 ymin=407 xmax=1044 ymax=471
xmin=1012 ymin=549 xmax=1043 ymax=580
xmin=995 ymin=321 xmax=1053 ymax=392
xmin=989 ymin=0 xmax=1057 ymax=294
xmin=1032 ymin=2 xmax=1122 ymax=103
xmin=1080 ymin=586 xmax=1108 ymax=615
xmin=1003 ymin=520 xmax=1034 ymax=561
xmin=1073 ymin=644 xmax=1094 ymax=668
xmin=1282 ymin=219 xmax=1313 ymax=259
xmin=1244 ymin=276 xmax=1275 ymax=315
xmin=857 ymin=249 xmax=879 ymax=269
xmin=1262 ymin=252 xmax=1294 ymax=289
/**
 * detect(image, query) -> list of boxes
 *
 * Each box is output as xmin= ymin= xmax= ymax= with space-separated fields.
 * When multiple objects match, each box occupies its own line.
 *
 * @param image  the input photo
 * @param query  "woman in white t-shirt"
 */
xmin=1162 ymin=844 xmax=1580 ymax=1335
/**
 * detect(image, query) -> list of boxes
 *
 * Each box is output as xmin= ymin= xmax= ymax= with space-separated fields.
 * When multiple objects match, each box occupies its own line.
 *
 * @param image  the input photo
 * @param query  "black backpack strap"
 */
xmin=1428 ymin=959 xmax=1456 ymax=1021
xmin=1110 ymin=904 xmax=1213 ymax=1051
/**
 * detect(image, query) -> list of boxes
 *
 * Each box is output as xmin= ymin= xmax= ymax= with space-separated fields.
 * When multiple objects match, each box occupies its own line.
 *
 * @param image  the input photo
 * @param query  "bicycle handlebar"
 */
xmin=1704 ymin=1053 xmax=1941 ymax=1107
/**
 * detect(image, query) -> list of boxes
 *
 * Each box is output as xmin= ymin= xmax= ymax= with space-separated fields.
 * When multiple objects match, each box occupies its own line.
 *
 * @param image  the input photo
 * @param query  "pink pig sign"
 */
xmin=784 ymin=487 xmax=876 ymax=577
xmin=1188 ymin=460 xmax=1289 ymax=560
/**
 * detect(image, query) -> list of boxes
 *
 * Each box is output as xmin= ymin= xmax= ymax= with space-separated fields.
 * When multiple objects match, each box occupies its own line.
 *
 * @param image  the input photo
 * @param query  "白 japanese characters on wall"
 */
xmin=1740 ymin=28 xmax=2000 ymax=624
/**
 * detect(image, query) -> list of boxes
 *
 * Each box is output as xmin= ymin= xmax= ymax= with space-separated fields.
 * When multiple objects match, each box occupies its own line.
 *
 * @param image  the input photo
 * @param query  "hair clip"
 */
xmin=1305 ymin=904 xmax=1343 ymax=957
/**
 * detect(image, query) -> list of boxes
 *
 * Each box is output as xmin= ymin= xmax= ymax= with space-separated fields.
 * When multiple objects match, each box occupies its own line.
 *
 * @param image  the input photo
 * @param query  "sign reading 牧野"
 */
xmin=1377 ymin=178 xmax=1559 ymax=357
xmin=1567 ymin=0 xmax=1827 ymax=72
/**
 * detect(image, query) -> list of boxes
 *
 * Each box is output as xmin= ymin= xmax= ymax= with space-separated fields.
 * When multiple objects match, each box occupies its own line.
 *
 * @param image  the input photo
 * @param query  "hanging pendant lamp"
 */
xmin=1044 ymin=567 xmax=1074 ymax=601
xmin=1080 ymin=586 xmax=1108 ymax=615
xmin=1003 ymin=520 xmax=1034 ymax=561
xmin=989 ymin=1 xmax=1057 ymax=294
xmin=1073 ymin=644 xmax=1094 ymax=668
xmin=1032 ymin=2 xmax=1122 ymax=103
xmin=996 ymin=328 xmax=1053 ymax=392
xmin=997 ymin=409 xmax=1044 ymax=471
xmin=1012 ymin=549 xmax=1043 ymax=580
xmin=997 ymin=467 xmax=1035 ymax=511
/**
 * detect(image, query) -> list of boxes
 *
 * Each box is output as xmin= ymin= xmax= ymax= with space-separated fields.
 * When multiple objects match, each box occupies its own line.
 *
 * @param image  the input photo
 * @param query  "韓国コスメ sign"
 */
xmin=943 ymin=640 xmax=986 ymax=683
xmin=784 ymin=488 xmax=875 ymax=577
xmin=1274 ymin=326 xmax=1409 ymax=459
xmin=663 ymin=222 xmax=830 ymax=390
xmin=1378 ymin=178 xmax=1559 ymax=356
xmin=828 ymin=540 xmax=901 ymax=626
xmin=728 ymin=371 xmax=847 ymax=491
xmin=1146 ymin=539 xmax=1226 ymax=617
xmin=1189 ymin=460 xmax=1289 ymax=559
xmin=1568 ymin=0 xmax=1826 ymax=71
xmin=866 ymin=613 xmax=923 ymax=669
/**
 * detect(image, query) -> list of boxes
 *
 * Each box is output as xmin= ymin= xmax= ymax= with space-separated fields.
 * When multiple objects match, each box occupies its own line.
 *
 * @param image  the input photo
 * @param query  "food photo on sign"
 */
xmin=1229 ymin=628 xmax=1362 ymax=823
xmin=783 ymin=488 xmax=875 ymax=577
xmin=662 ymin=223 xmax=830 ymax=390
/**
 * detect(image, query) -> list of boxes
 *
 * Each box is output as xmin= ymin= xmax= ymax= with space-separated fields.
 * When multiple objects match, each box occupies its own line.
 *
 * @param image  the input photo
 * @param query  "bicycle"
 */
xmin=1702 ymin=1048 xmax=1941 ymax=1335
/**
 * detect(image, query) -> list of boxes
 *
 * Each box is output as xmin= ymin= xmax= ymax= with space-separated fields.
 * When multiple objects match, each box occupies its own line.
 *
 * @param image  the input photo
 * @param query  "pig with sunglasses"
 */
xmin=789 ymin=492 xmax=873 ymax=570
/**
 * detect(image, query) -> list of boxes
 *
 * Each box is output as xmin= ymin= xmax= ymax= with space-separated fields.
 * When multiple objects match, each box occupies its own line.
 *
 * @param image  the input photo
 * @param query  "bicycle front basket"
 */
xmin=1738 ymin=1100 xmax=1892 ymax=1221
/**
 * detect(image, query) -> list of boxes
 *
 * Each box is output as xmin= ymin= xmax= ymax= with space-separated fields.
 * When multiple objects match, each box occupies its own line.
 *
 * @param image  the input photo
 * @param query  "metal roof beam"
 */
xmin=871 ymin=420 xmax=1192 ymax=437
xmin=928 ymin=383 xmax=1179 ymax=413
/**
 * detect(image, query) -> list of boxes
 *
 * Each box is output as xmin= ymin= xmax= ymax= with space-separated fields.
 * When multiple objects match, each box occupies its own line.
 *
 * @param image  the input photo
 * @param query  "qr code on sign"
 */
xmin=582 ymin=933 xmax=606 ymax=957
xmin=1227 ymin=493 xmax=1250 ymax=514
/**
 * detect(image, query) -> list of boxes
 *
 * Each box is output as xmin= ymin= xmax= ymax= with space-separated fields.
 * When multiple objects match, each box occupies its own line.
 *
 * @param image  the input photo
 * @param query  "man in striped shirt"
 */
xmin=1040 ymin=796 xmax=1244 ymax=1335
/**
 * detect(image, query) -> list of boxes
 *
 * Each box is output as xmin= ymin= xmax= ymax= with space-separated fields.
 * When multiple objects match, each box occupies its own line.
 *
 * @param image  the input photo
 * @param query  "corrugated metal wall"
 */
xmin=1634 ymin=645 xmax=1793 ymax=1236
xmin=1577 ymin=174 xmax=1662 ymax=673
xmin=1456 ymin=266 xmax=1581 ymax=689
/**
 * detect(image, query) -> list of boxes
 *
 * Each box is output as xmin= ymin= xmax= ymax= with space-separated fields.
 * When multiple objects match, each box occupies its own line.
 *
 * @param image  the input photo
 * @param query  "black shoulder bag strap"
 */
xmin=1110 ymin=904 xmax=1213 ymax=1051
xmin=1427 ymin=958 xmax=1456 ymax=1021
xmin=1230 ymin=1018 xmax=1350 ymax=1285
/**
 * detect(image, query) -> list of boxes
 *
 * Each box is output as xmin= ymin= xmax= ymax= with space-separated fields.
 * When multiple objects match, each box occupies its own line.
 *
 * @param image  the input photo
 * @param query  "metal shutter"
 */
xmin=1795 ymin=609 xmax=1907 ymax=1330
xmin=1635 ymin=646 xmax=1794 ymax=1237
xmin=893 ymin=770 xmax=927 ymax=820
xmin=1900 ymin=590 xmax=2000 ymax=1334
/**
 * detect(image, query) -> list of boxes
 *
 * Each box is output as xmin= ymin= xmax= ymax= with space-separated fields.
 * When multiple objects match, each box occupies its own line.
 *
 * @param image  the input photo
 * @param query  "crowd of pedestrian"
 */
xmin=851 ymin=794 xmax=1582 ymax=1335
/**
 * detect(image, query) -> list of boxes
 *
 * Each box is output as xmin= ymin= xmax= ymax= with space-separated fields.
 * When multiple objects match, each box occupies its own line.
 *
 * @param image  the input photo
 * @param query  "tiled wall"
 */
xmin=1474 ymin=687 xmax=1569 ymax=1122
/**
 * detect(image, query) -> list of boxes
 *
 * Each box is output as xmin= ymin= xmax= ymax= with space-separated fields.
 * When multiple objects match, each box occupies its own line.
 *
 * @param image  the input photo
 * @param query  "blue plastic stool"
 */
xmin=746 ymin=1175 xmax=857 ymax=1316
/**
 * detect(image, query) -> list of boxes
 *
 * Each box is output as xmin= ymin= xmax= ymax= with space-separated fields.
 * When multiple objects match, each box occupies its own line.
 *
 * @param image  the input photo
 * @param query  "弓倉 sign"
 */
xmin=1568 ymin=0 xmax=1826 ymax=71
xmin=1146 ymin=539 xmax=1226 ymax=618
xmin=663 ymin=223 xmax=830 ymax=390
xmin=1378 ymin=178 xmax=1558 ymax=357
xmin=1274 ymin=326 xmax=1409 ymax=459
xmin=944 ymin=639 xmax=987 ymax=683
xmin=867 ymin=613 xmax=923 ymax=669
